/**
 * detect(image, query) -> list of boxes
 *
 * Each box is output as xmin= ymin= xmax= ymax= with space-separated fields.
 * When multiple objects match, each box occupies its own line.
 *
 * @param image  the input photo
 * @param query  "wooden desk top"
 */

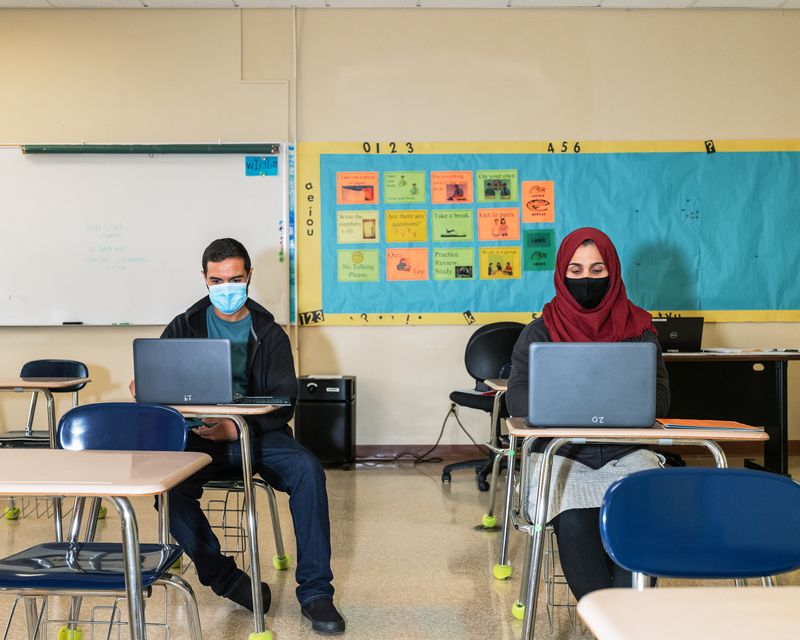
xmin=578 ymin=586 xmax=800 ymax=640
xmin=0 ymin=450 xmax=211 ymax=497
xmin=173 ymin=405 xmax=278 ymax=416
xmin=506 ymin=417 xmax=769 ymax=442
xmin=663 ymin=351 xmax=800 ymax=362
xmin=484 ymin=379 xmax=508 ymax=392
xmin=0 ymin=377 xmax=92 ymax=389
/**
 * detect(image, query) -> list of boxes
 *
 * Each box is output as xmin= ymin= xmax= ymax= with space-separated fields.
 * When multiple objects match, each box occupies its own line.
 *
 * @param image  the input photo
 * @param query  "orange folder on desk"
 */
xmin=659 ymin=418 xmax=764 ymax=432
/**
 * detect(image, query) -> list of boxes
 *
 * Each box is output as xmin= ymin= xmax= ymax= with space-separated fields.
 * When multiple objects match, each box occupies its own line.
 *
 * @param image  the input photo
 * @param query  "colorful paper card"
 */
xmin=337 ymin=210 xmax=379 ymax=243
xmin=480 ymin=247 xmax=522 ymax=279
xmin=523 ymin=229 xmax=556 ymax=271
xmin=337 ymin=249 xmax=379 ymax=282
xmin=477 ymin=170 xmax=518 ymax=202
xmin=431 ymin=209 xmax=474 ymax=242
xmin=337 ymin=171 xmax=379 ymax=205
xmin=385 ymin=210 xmax=428 ymax=243
xmin=386 ymin=248 xmax=429 ymax=281
xmin=433 ymin=248 xmax=475 ymax=280
xmin=245 ymin=155 xmax=278 ymax=176
xmin=522 ymin=180 xmax=555 ymax=223
xmin=431 ymin=171 xmax=473 ymax=204
xmin=384 ymin=171 xmax=426 ymax=204
xmin=477 ymin=207 xmax=520 ymax=241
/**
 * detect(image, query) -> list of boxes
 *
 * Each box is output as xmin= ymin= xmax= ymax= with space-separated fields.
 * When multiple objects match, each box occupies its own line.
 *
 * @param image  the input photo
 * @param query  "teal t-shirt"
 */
xmin=206 ymin=305 xmax=252 ymax=398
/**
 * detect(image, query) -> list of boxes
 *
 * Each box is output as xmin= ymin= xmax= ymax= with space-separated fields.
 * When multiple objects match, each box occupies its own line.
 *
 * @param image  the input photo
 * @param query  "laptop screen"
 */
xmin=653 ymin=317 xmax=704 ymax=353
xmin=133 ymin=338 xmax=234 ymax=405
xmin=527 ymin=342 xmax=656 ymax=428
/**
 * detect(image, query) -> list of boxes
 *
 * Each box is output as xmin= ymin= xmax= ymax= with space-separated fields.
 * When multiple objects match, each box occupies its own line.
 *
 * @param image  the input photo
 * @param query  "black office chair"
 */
xmin=441 ymin=321 xmax=524 ymax=491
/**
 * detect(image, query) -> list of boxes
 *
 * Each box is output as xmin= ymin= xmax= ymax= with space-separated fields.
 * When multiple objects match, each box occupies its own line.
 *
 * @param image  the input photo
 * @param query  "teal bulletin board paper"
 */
xmin=319 ymin=150 xmax=800 ymax=316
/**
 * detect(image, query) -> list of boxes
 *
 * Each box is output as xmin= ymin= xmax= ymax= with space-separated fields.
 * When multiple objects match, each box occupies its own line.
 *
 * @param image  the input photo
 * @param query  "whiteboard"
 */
xmin=0 ymin=147 xmax=289 ymax=325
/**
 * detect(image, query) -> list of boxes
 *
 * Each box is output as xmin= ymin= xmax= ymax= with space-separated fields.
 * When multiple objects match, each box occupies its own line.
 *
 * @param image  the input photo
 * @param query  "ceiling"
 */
xmin=1 ymin=0 xmax=799 ymax=9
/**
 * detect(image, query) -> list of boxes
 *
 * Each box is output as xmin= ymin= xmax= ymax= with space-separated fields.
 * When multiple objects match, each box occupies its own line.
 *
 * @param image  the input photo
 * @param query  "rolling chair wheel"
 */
xmin=493 ymin=563 xmax=513 ymax=580
xmin=511 ymin=600 xmax=525 ymax=620
xmin=441 ymin=472 xmax=451 ymax=483
xmin=97 ymin=505 xmax=107 ymax=520
xmin=477 ymin=479 xmax=490 ymax=492
xmin=4 ymin=507 xmax=20 ymax=520
xmin=273 ymin=554 xmax=291 ymax=570
xmin=57 ymin=626 xmax=82 ymax=640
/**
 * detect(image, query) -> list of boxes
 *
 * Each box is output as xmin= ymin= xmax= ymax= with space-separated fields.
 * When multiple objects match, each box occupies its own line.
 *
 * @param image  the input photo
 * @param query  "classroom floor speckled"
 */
xmin=1 ymin=455 xmax=798 ymax=640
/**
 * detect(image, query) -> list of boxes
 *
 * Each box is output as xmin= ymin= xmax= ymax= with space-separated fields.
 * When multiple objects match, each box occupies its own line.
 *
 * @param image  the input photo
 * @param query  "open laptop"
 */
xmin=653 ymin=317 xmax=704 ymax=353
xmin=133 ymin=338 xmax=290 ymax=406
xmin=527 ymin=342 xmax=656 ymax=428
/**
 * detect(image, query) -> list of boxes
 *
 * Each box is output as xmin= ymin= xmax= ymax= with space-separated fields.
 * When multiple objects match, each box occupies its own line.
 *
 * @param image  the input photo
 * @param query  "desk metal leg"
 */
xmin=231 ymin=415 xmax=266 ymax=635
xmin=43 ymin=390 xmax=64 ymax=542
xmin=520 ymin=438 xmax=568 ymax=640
xmin=109 ymin=496 xmax=146 ymax=640
xmin=484 ymin=392 xmax=506 ymax=527
xmin=494 ymin=434 xmax=517 ymax=579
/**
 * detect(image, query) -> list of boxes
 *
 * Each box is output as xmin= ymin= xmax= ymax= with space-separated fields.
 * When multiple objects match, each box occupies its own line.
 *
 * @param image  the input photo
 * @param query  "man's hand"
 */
xmin=192 ymin=418 xmax=239 ymax=442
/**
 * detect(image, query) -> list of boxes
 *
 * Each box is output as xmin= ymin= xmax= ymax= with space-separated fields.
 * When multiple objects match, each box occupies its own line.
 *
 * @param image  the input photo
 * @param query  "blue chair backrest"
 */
xmin=21 ymin=359 xmax=89 ymax=393
xmin=58 ymin=403 xmax=187 ymax=452
xmin=600 ymin=467 xmax=800 ymax=579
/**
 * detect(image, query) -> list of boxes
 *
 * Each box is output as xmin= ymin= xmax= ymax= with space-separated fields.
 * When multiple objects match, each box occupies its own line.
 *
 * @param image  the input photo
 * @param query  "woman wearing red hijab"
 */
xmin=506 ymin=227 xmax=670 ymax=599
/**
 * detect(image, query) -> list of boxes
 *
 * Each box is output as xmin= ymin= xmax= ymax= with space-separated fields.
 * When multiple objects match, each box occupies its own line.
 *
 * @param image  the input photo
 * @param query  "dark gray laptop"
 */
xmin=527 ymin=342 xmax=656 ymax=428
xmin=133 ymin=338 xmax=289 ymax=406
xmin=653 ymin=317 xmax=704 ymax=353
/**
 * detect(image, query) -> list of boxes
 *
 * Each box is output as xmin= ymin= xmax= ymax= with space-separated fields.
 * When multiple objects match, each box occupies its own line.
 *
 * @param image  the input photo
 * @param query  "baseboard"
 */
xmin=355 ymin=444 xmax=489 ymax=461
xmin=356 ymin=441 xmax=800 ymax=461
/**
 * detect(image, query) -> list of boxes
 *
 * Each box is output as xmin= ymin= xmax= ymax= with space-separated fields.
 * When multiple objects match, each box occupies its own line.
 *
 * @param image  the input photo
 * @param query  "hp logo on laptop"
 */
xmin=184 ymin=394 xmax=192 ymax=402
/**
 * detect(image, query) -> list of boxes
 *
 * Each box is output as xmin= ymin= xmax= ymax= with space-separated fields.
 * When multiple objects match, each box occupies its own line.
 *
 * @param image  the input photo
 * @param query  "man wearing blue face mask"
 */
xmin=159 ymin=238 xmax=345 ymax=634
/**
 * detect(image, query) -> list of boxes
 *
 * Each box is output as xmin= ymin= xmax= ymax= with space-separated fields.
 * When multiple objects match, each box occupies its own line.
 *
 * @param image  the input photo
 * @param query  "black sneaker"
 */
xmin=301 ymin=597 xmax=345 ymax=634
xmin=224 ymin=572 xmax=271 ymax=613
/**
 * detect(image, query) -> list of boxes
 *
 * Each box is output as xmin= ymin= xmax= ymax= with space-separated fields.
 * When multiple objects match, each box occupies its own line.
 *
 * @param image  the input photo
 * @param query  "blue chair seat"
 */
xmin=0 ymin=542 xmax=183 ymax=591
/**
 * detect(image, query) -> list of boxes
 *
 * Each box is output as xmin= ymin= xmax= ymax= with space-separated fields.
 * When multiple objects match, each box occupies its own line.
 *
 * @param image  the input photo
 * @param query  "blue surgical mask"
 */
xmin=208 ymin=282 xmax=248 ymax=315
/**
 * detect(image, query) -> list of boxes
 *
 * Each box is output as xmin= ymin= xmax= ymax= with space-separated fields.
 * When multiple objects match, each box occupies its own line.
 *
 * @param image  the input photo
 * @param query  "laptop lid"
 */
xmin=653 ymin=317 xmax=704 ymax=353
xmin=527 ymin=342 xmax=656 ymax=428
xmin=133 ymin=338 xmax=233 ymax=405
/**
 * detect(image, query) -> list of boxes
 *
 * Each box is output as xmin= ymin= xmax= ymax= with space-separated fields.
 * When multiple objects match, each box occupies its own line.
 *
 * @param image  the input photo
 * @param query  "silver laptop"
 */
xmin=653 ymin=317 xmax=704 ymax=353
xmin=133 ymin=338 xmax=289 ymax=406
xmin=527 ymin=342 xmax=656 ymax=428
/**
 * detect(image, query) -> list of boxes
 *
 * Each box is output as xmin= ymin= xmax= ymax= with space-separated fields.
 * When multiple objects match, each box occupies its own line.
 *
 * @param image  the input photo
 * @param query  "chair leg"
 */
xmin=254 ymin=480 xmax=289 ymax=570
xmin=23 ymin=597 xmax=45 ymax=640
xmin=156 ymin=573 xmax=204 ymax=640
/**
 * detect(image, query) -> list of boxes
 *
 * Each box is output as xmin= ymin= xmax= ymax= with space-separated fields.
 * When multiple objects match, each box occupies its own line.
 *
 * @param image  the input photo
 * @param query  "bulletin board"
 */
xmin=296 ymin=140 xmax=800 ymax=326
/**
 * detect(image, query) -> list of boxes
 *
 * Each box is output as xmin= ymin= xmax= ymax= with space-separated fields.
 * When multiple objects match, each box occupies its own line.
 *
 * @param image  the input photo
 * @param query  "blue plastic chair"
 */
xmin=0 ymin=403 xmax=202 ymax=640
xmin=0 ymin=359 xmax=89 ymax=448
xmin=600 ymin=467 xmax=800 ymax=586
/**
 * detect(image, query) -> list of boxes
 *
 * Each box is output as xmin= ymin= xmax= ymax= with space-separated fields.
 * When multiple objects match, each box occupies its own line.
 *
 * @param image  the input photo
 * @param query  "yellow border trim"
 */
xmin=297 ymin=140 xmax=800 ymax=326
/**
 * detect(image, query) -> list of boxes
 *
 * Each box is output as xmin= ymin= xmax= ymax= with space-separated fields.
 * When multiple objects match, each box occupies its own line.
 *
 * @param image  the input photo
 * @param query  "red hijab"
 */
xmin=541 ymin=227 xmax=655 ymax=342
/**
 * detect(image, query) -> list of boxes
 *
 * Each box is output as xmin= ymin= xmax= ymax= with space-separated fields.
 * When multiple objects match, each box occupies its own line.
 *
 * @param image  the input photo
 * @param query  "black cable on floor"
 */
xmin=355 ymin=403 xmax=489 ymax=465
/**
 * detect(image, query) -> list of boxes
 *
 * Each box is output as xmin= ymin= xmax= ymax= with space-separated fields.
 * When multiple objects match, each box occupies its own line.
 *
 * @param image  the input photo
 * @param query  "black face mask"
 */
xmin=565 ymin=276 xmax=610 ymax=309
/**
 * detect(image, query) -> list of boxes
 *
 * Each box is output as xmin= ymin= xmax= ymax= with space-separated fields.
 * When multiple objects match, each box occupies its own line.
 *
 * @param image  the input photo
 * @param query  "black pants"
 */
xmin=551 ymin=507 xmax=632 ymax=600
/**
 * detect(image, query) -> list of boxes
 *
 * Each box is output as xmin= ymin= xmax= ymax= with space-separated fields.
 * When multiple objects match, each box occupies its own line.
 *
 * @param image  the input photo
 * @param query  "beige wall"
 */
xmin=1 ymin=8 xmax=798 ymax=443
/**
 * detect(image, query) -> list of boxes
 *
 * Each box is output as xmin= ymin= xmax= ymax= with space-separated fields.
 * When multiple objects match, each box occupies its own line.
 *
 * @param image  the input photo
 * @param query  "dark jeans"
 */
xmin=551 ymin=507 xmax=632 ymax=600
xmin=167 ymin=427 xmax=334 ymax=606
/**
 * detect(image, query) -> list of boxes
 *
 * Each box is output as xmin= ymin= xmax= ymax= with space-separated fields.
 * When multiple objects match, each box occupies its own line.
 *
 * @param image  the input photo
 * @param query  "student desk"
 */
xmin=502 ymin=417 xmax=769 ymax=640
xmin=663 ymin=351 xmax=800 ymax=476
xmin=174 ymin=404 xmax=278 ymax=639
xmin=0 ymin=448 xmax=211 ymax=640
xmin=0 ymin=377 xmax=92 ymax=538
xmin=577 ymin=586 xmax=800 ymax=640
